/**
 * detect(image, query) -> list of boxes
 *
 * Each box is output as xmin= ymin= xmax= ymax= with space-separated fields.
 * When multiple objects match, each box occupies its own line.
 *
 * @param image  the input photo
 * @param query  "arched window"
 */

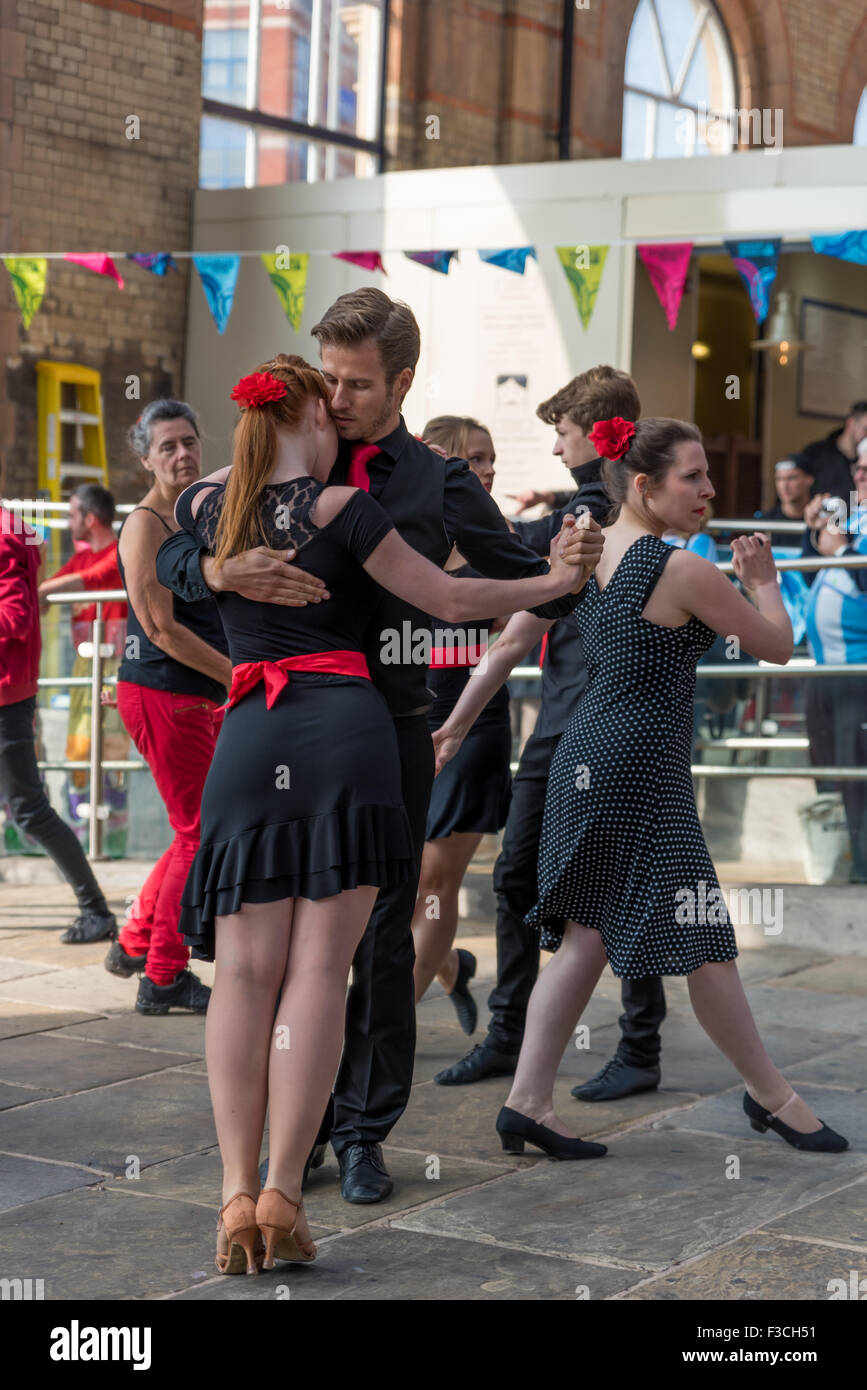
xmin=622 ymin=0 xmax=737 ymax=159
xmin=854 ymin=86 xmax=867 ymax=144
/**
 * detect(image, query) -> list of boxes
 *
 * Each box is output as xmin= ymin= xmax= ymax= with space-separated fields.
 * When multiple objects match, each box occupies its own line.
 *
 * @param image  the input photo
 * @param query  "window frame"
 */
xmin=622 ymin=0 xmax=738 ymax=161
xmin=201 ymin=0 xmax=390 ymax=186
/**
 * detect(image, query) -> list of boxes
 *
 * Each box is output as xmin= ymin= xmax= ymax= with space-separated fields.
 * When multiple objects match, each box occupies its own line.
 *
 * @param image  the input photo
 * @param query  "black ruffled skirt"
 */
xmin=179 ymin=674 xmax=414 ymax=960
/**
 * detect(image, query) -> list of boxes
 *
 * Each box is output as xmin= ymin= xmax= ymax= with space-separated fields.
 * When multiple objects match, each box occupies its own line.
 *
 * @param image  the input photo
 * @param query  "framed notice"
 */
xmin=797 ymin=298 xmax=867 ymax=419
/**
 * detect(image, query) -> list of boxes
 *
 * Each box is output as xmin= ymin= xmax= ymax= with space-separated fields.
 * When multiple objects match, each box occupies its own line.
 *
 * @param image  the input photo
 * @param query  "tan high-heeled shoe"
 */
xmin=215 ymin=1192 xmax=262 ymax=1275
xmin=256 ymin=1188 xmax=317 ymax=1268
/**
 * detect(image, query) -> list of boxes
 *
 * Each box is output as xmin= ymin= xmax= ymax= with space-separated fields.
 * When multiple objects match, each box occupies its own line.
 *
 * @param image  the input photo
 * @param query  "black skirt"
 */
xmin=425 ymin=689 xmax=512 ymax=841
xmin=179 ymin=674 xmax=414 ymax=959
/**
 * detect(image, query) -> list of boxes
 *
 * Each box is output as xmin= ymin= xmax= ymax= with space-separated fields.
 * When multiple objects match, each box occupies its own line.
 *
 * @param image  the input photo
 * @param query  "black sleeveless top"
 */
xmin=116 ymin=506 xmax=229 ymax=703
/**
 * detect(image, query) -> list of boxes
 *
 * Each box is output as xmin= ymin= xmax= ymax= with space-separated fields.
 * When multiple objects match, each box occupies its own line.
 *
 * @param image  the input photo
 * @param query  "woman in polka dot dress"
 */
xmin=434 ymin=416 xmax=848 ymax=1159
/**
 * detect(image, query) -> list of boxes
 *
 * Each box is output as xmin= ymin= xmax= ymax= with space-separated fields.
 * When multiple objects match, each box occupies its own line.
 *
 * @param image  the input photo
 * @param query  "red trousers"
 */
xmin=116 ymin=682 xmax=218 ymax=984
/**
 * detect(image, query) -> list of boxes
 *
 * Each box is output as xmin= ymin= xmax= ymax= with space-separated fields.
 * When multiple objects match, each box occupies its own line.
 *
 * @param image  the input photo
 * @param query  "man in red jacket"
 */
xmin=0 ymin=506 xmax=116 ymax=941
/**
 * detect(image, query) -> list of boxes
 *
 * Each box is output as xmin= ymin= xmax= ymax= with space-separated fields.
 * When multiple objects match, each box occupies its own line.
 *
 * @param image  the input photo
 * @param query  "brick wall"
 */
xmin=387 ymin=0 xmax=867 ymax=169
xmin=0 ymin=0 xmax=203 ymax=500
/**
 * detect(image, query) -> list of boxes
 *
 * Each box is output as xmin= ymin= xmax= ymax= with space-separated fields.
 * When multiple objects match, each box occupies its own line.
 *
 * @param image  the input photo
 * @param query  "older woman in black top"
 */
xmin=109 ymin=401 xmax=231 ymax=1016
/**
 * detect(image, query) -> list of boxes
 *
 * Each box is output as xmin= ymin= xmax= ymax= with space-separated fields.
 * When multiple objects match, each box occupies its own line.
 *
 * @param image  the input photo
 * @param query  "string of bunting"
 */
xmin=2 ymin=233 xmax=864 ymax=334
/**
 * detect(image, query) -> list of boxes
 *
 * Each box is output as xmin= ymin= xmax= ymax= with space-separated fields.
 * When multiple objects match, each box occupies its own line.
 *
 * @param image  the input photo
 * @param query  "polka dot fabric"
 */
xmin=525 ymin=533 xmax=738 ymax=977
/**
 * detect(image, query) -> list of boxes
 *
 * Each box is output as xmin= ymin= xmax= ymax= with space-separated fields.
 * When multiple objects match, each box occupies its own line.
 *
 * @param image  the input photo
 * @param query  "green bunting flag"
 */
xmin=555 ymin=245 xmax=609 ymax=329
xmin=261 ymin=252 xmax=310 ymax=332
xmin=3 ymin=257 xmax=47 ymax=329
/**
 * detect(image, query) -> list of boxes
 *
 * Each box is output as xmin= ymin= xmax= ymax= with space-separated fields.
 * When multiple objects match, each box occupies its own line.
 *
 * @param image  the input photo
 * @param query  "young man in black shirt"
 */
xmin=155 ymin=288 xmax=601 ymax=1203
xmin=433 ymin=366 xmax=668 ymax=1104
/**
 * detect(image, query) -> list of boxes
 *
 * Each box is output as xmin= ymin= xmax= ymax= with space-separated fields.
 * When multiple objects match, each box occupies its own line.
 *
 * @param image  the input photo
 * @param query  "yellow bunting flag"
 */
xmin=3 ymin=257 xmax=47 ymax=329
xmin=555 ymin=245 xmax=609 ymax=330
xmin=261 ymin=252 xmax=310 ymax=332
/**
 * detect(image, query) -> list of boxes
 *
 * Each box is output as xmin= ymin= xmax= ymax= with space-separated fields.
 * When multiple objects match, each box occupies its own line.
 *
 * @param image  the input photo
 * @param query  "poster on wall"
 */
xmin=419 ymin=256 xmax=578 ymax=512
xmin=797 ymin=298 xmax=867 ymax=418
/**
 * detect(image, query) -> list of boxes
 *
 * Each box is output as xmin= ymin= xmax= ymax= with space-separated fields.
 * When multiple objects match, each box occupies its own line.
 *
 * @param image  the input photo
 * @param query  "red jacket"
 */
xmin=0 ymin=509 xmax=43 ymax=707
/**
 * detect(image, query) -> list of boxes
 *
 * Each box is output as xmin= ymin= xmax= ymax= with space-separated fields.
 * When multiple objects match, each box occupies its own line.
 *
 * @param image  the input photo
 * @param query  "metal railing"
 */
xmin=3 ymin=502 xmax=866 ymax=859
xmin=40 ymin=589 xmax=142 ymax=858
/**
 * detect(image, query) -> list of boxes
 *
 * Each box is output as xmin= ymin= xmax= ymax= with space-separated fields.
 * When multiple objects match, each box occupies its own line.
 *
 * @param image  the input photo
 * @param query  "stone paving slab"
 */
xmin=0 ymin=1032 xmax=192 ymax=1098
xmin=0 ymin=961 xmax=215 ymax=1014
xmin=0 ymin=1001 xmax=104 ymax=1040
xmin=0 ymin=935 xmax=115 ymax=969
xmin=0 ymin=1187 xmax=229 ymax=1301
xmin=621 ymin=1232 xmax=861 ymax=1301
xmin=699 ymin=985 xmax=867 ymax=1035
xmin=788 ymin=1041 xmax=867 ymax=1092
xmin=0 ymin=1070 xmax=216 ymax=1175
xmin=762 ymin=1175 xmax=867 ymax=1249
xmin=0 ymin=1080 xmax=62 ymax=1108
xmin=764 ymin=956 xmax=867 ymax=996
xmin=0 ymin=957 xmax=57 ymax=983
xmin=393 ymin=1126 xmax=863 ymax=1271
xmin=51 ymin=1013 xmax=206 ymax=1056
xmin=0 ymin=1153 xmax=105 ymax=1211
xmin=172 ymin=1226 xmax=639 ymax=1302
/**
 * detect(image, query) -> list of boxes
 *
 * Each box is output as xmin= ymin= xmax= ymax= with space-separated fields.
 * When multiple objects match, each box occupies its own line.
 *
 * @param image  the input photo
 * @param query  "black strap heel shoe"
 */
xmin=448 ymin=949 xmax=478 ymax=1036
xmin=743 ymin=1091 xmax=848 ymax=1152
xmin=496 ymin=1106 xmax=607 ymax=1160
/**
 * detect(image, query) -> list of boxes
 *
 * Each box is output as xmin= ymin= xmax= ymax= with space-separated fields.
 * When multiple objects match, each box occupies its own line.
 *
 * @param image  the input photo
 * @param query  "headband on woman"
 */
xmin=230 ymin=371 xmax=288 ymax=409
xmin=588 ymin=417 xmax=636 ymax=461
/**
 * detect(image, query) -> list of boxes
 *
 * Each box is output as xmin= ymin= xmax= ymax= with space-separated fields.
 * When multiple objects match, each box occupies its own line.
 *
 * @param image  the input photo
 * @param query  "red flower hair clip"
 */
xmin=588 ymin=417 xmax=636 ymax=461
xmin=230 ymin=371 xmax=287 ymax=409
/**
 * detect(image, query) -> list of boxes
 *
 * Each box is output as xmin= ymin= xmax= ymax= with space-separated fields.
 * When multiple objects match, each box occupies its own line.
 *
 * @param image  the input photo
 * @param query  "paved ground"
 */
xmin=0 ymin=880 xmax=865 ymax=1302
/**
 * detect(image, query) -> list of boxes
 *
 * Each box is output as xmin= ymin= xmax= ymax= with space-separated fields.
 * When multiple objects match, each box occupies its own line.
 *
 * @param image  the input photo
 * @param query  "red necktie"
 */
xmin=347 ymin=442 xmax=380 ymax=492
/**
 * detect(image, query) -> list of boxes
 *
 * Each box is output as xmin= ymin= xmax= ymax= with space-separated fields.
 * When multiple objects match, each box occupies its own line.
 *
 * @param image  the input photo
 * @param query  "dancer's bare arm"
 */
xmin=659 ymin=535 xmax=792 ymax=665
xmin=433 ymin=609 xmax=552 ymax=774
xmin=120 ymin=510 xmax=232 ymax=684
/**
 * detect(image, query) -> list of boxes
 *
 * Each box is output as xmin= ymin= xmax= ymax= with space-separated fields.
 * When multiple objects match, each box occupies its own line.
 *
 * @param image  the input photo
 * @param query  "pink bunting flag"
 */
xmin=637 ymin=243 xmax=693 ymax=331
xmin=63 ymin=253 xmax=125 ymax=289
xmin=332 ymin=251 xmax=387 ymax=275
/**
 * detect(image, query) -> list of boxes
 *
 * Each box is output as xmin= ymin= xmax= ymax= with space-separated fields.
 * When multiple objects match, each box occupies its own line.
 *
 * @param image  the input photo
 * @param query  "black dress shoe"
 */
xmin=496 ymin=1106 xmax=607 ymax=1160
xmin=337 ymin=1142 xmax=393 ymax=1204
xmin=571 ymin=1055 xmax=660 ymax=1102
xmin=60 ymin=910 xmax=117 ymax=945
xmin=135 ymin=969 xmax=211 ymax=1015
xmin=743 ymin=1092 xmax=848 ymax=1152
xmin=433 ymin=1041 xmax=518 ymax=1086
xmin=447 ymin=949 xmax=478 ymax=1036
xmin=103 ymin=939 xmax=146 ymax=977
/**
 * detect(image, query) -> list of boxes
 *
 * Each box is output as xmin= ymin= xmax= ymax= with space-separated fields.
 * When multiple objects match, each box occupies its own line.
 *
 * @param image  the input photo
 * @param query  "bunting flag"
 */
xmin=261 ymin=252 xmax=310 ymax=331
xmin=3 ymin=257 xmax=47 ymax=329
xmin=333 ymin=251 xmax=387 ymax=274
xmin=555 ymin=245 xmax=609 ymax=329
xmin=637 ymin=242 xmax=693 ymax=331
xmin=404 ymin=250 xmax=458 ymax=274
xmin=63 ymin=252 xmax=125 ymax=288
xmin=811 ymin=231 xmax=867 ymax=266
xmin=724 ymin=239 xmax=781 ymax=322
xmin=193 ymin=254 xmax=240 ymax=333
xmin=126 ymin=253 xmax=178 ymax=276
xmin=478 ymin=247 xmax=536 ymax=274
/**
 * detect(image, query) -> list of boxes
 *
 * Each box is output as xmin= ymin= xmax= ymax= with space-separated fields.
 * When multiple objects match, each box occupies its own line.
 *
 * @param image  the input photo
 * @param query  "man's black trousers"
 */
xmin=330 ymin=713 xmax=435 ymax=1154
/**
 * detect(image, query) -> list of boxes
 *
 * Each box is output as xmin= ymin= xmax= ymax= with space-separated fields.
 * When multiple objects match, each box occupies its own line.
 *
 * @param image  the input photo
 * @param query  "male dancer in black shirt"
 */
xmin=434 ymin=367 xmax=668 ymax=1102
xmin=155 ymin=289 xmax=602 ymax=1203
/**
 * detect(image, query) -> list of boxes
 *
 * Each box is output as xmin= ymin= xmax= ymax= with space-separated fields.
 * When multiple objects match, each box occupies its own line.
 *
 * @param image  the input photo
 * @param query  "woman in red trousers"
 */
xmin=106 ymin=400 xmax=232 ymax=1015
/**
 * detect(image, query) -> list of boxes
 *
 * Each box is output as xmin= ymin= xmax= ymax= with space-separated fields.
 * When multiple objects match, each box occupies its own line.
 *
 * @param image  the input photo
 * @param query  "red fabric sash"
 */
xmin=430 ymin=643 xmax=487 ymax=669
xmin=346 ymin=442 xmax=380 ymax=491
xmin=220 ymin=650 xmax=370 ymax=712
xmin=539 ymin=632 xmax=549 ymax=667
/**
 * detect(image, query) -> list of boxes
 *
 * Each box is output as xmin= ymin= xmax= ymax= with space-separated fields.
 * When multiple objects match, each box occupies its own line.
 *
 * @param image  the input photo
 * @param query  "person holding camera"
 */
xmin=802 ymin=452 xmax=867 ymax=882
